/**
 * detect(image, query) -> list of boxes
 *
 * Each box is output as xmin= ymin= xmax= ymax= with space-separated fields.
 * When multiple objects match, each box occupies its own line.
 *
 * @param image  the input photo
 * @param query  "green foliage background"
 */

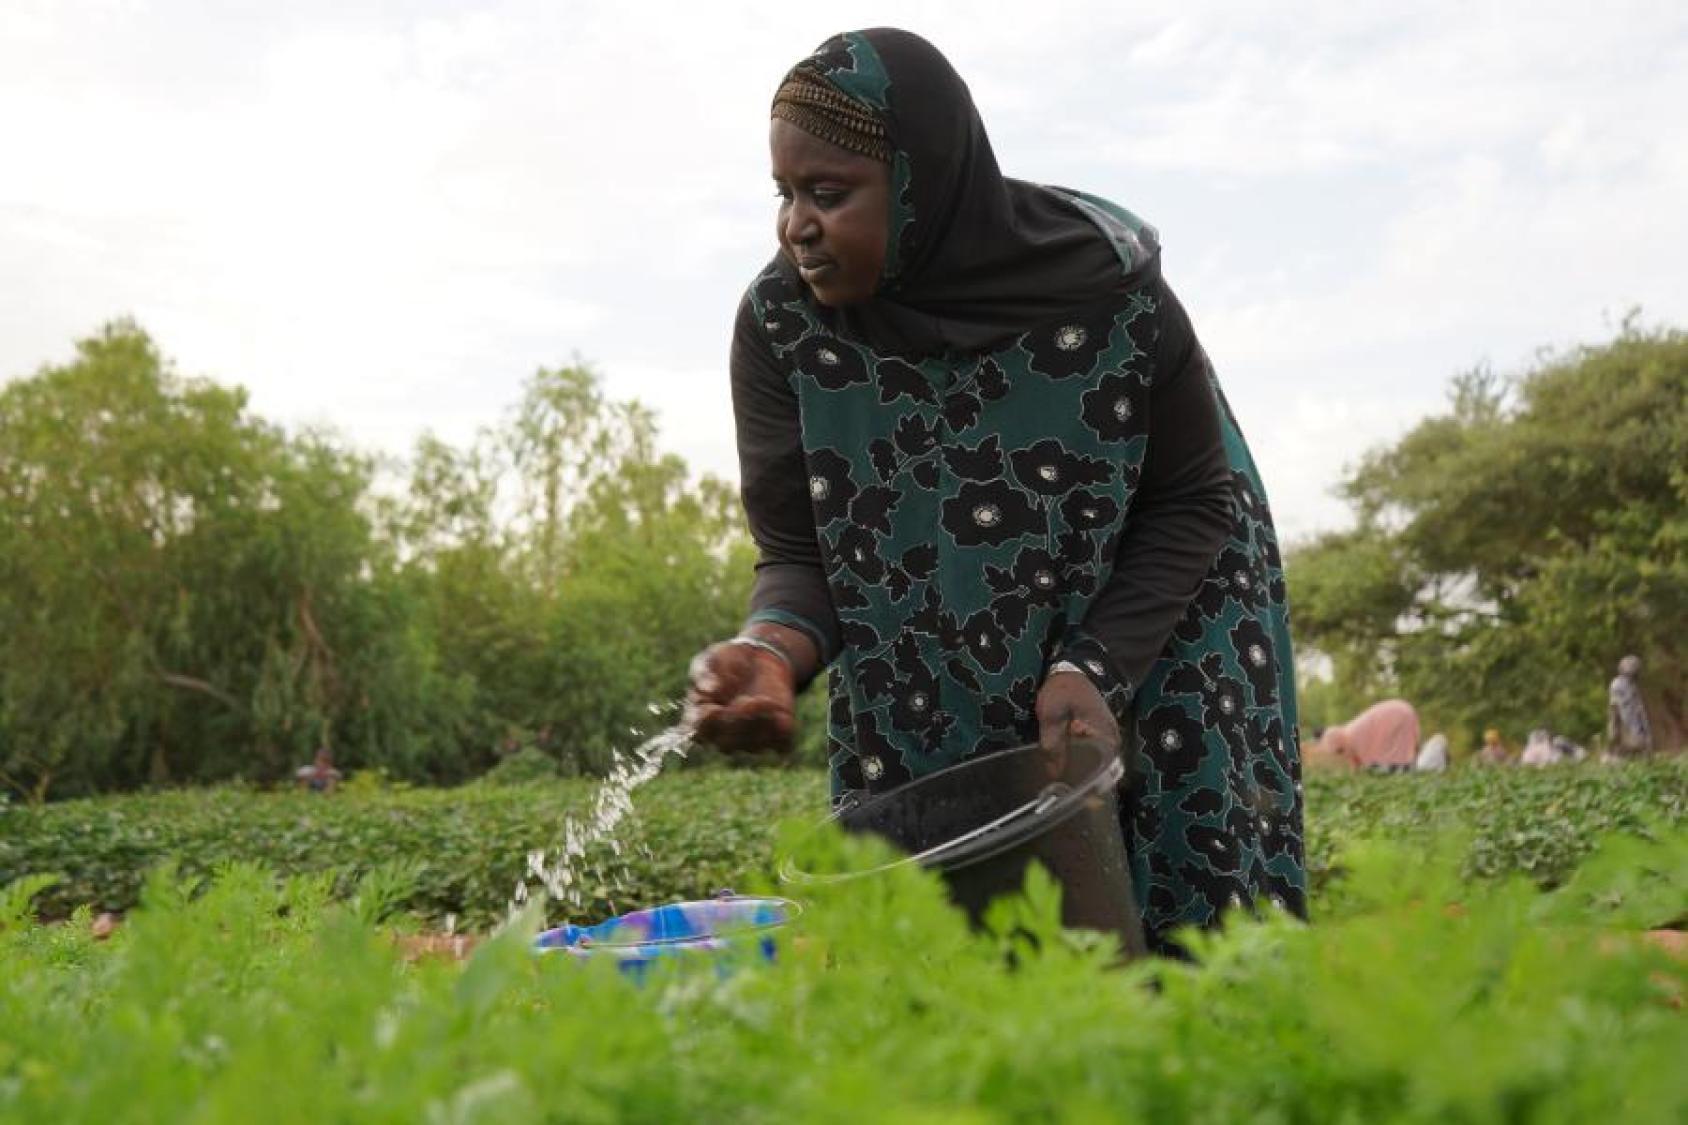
xmin=1288 ymin=322 xmax=1687 ymax=752
xmin=0 ymin=323 xmax=754 ymax=800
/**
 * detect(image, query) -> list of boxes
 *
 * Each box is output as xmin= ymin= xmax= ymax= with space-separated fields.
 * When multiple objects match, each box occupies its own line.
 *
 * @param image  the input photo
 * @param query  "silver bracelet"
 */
xmin=726 ymin=635 xmax=794 ymax=675
xmin=1047 ymin=659 xmax=1088 ymax=679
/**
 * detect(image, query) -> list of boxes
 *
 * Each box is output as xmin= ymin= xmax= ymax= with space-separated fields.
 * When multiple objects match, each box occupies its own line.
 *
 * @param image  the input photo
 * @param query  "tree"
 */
xmin=0 ymin=323 xmax=456 ymax=799
xmin=1288 ymin=324 xmax=1686 ymax=749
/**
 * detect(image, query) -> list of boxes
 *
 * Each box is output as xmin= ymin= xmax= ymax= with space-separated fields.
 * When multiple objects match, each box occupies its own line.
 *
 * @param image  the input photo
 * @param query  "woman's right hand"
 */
xmin=684 ymin=639 xmax=798 ymax=756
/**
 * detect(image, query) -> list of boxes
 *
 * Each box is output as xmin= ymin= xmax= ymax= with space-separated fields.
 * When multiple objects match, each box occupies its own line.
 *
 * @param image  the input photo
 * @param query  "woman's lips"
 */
xmin=798 ymin=258 xmax=835 ymax=281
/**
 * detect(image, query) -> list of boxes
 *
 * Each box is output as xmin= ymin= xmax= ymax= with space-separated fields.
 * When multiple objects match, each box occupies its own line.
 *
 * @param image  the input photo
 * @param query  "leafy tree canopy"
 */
xmin=1288 ymin=320 xmax=1686 ymax=751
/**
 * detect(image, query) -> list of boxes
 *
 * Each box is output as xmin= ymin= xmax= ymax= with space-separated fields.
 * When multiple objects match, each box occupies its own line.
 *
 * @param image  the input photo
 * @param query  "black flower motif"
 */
xmin=974 ymin=358 xmax=1010 ymax=401
xmin=1010 ymin=440 xmax=1113 ymax=497
xmin=1023 ymin=306 xmax=1117 ymax=379
xmin=908 ymin=587 xmax=946 ymax=637
xmin=993 ymin=593 xmax=1031 ymax=639
xmin=830 ymin=577 xmax=868 ymax=611
xmin=1146 ymin=882 xmax=1182 ymax=932
xmin=852 ymin=714 xmax=912 ymax=791
xmin=1013 ymin=546 xmax=1064 ymax=605
xmin=941 ymin=480 xmax=1040 ymax=548
xmin=1228 ymin=619 xmax=1278 ymax=707
xmin=838 ymin=616 xmax=881 ymax=651
xmin=806 ymin=448 xmax=858 ymax=526
xmin=1057 ymin=528 xmax=1097 ymax=572
xmin=1184 ymin=825 xmax=1244 ymax=877
xmin=834 ymin=525 xmax=885 ymax=583
xmin=1059 ymin=489 xmax=1121 ymax=533
xmin=884 ymin=564 xmax=912 ymax=602
xmin=759 ymin=304 xmax=807 ymax=348
xmin=893 ymin=414 xmax=939 ymax=458
xmin=752 ymin=269 xmax=799 ymax=307
xmin=1080 ymin=371 xmax=1144 ymax=443
xmin=795 ymin=336 xmax=869 ymax=390
xmin=943 ymin=390 xmax=982 ymax=432
xmin=1261 ymin=868 xmax=1306 ymax=918
xmin=945 ymin=657 xmax=982 ymax=695
xmin=981 ymin=675 xmax=1038 ymax=730
xmin=868 ymin=439 xmax=899 ymax=483
xmin=1248 ymin=714 xmax=1297 ymax=790
xmin=1200 ymin=676 xmax=1249 ymax=741
xmin=1171 ymin=598 xmax=1211 ymax=646
xmin=1258 ymin=809 xmax=1299 ymax=860
xmin=1162 ymin=659 xmax=1208 ymax=700
xmin=876 ymin=359 xmax=936 ymax=406
xmin=890 ymin=658 xmax=941 ymax=733
xmin=1140 ymin=703 xmax=1211 ymax=789
xmin=1129 ymin=791 xmax=1163 ymax=846
xmin=833 ymin=752 xmax=866 ymax=792
xmin=900 ymin=543 xmax=938 ymax=580
xmin=942 ymin=435 xmax=1004 ymax=482
xmin=857 ymin=654 xmax=895 ymax=701
xmin=957 ymin=609 xmax=1010 ymax=674
xmin=828 ymin=687 xmax=851 ymax=728
xmin=1178 ymin=788 xmax=1226 ymax=818
xmin=1177 ymin=863 xmax=1248 ymax=918
xmin=849 ymin=484 xmax=900 ymax=536
xmin=911 ymin=460 xmax=940 ymax=490
xmin=1212 ymin=547 xmax=1266 ymax=613
xmin=919 ymin=711 xmax=957 ymax=755
xmin=806 ymin=37 xmax=858 ymax=76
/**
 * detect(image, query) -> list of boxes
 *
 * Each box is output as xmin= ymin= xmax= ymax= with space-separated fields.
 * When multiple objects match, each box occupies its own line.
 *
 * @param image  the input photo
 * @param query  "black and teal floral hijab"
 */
xmin=782 ymin=29 xmax=1157 ymax=358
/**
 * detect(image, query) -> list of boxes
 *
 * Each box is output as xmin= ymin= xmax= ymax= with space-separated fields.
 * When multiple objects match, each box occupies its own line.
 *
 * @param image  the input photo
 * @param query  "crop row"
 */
xmin=2 ymin=760 xmax=1684 ymax=929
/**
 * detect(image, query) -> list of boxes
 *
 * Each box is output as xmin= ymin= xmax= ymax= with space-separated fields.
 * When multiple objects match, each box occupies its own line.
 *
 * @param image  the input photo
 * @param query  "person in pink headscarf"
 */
xmin=1307 ymin=699 xmax=1421 ymax=772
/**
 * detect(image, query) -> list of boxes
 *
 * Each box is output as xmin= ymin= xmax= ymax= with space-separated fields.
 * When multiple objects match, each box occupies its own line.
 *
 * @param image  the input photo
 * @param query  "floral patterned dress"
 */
xmin=735 ymin=30 xmax=1306 ymax=950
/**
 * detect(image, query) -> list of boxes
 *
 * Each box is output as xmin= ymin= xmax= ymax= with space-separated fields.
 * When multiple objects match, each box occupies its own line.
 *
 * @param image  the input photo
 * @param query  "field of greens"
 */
xmin=4 ymin=761 xmax=1685 ymax=929
xmin=3 ymin=790 xmax=1685 ymax=1122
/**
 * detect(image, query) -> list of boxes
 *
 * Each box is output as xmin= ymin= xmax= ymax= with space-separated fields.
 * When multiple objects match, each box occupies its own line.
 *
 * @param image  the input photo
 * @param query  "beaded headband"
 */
xmin=770 ymin=67 xmax=893 ymax=164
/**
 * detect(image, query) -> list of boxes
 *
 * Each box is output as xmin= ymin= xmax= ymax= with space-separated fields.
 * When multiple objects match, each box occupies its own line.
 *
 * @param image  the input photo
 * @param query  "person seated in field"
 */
xmin=1478 ymin=728 xmax=1510 ymax=766
xmin=1415 ymin=732 xmax=1449 ymax=772
xmin=1552 ymin=734 xmax=1587 ymax=763
xmin=1305 ymin=699 xmax=1419 ymax=773
xmin=1520 ymin=728 xmax=1557 ymax=767
xmin=294 ymin=747 xmax=342 ymax=793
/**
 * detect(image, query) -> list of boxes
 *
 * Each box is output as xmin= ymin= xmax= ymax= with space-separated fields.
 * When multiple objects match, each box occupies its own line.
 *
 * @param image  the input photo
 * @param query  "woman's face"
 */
xmin=769 ymin=118 xmax=890 ymax=307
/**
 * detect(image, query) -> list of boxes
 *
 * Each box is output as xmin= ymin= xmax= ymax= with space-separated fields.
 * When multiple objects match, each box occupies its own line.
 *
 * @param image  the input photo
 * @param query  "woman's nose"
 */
xmin=783 ymin=200 xmax=819 ymax=246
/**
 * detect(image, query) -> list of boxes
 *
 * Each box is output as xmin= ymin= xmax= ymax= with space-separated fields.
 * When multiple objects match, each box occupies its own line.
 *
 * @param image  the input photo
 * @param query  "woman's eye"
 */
xmin=813 ymin=190 xmax=845 ymax=209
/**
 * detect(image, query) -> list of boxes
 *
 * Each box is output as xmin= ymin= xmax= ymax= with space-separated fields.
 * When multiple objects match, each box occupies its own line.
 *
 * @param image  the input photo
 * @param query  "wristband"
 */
xmin=726 ymin=635 xmax=795 ymax=676
xmin=1046 ymin=659 xmax=1087 ymax=679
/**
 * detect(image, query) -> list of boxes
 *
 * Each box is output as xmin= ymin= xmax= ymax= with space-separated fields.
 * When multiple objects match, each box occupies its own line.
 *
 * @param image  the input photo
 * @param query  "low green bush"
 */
xmin=478 ymin=748 xmax=562 ymax=787
xmin=1 ymin=824 xmax=1684 ymax=1123
xmin=1 ymin=760 xmax=1683 ymax=929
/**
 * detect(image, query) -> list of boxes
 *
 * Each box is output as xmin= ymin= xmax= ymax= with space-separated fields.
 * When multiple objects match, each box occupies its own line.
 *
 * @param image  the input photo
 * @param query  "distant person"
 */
xmin=1606 ymin=654 xmax=1653 ymax=760
xmin=294 ymin=747 xmax=342 ymax=793
xmin=1308 ymin=699 xmax=1420 ymax=772
xmin=1552 ymin=734 xmax=1587 ymax=763
xmin=1520 ymin=728 xmax=1557 ymax=767
xmin=1478 ymin=728 xmax=1510 ymax=766
xmin=1415 ymin=732 xmax=1449 ymax=773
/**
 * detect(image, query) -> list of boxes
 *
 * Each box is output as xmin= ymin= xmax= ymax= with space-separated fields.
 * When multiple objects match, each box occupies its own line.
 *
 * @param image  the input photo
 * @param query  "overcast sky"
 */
xmin=3 ymin=1 xmax=1685 ymax=540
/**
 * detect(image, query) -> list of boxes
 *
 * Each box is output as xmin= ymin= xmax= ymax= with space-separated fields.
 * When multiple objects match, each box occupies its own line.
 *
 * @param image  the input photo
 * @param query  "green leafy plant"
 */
xmin=1 ymin=824 xmax=1683 ymax=1122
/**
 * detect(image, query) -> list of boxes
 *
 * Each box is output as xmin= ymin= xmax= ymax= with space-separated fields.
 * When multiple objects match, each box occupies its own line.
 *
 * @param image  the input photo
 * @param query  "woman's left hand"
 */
xmin=1035 ymin=669 xmax=1121 ymax=771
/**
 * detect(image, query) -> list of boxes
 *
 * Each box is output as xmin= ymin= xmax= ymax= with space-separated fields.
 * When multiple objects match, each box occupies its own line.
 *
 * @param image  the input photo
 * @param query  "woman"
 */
xmin=686 ymin=28 xmax=1305 ymax=952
